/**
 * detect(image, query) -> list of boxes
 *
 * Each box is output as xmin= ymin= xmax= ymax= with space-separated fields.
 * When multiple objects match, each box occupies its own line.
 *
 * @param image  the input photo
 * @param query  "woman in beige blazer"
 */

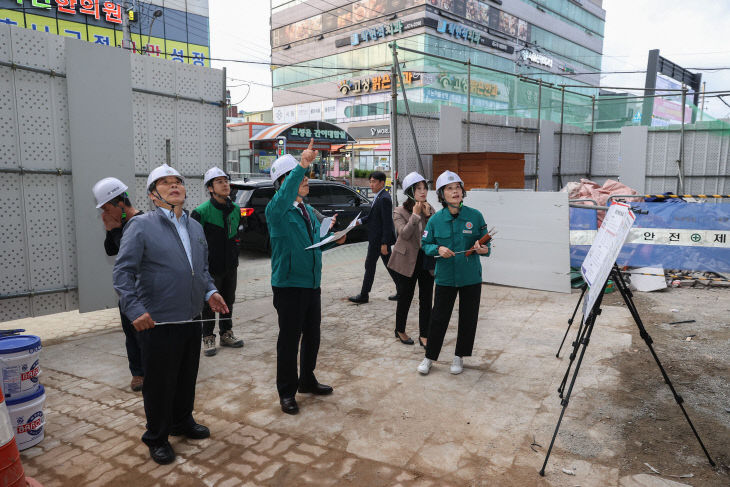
xmin=387 ymin=172 xmax=435 ymax=347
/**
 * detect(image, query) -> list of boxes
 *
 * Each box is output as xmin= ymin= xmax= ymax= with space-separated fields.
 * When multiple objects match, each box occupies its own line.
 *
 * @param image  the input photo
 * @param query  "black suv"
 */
xmin=232 ymin=179 xmax=372 ymax=253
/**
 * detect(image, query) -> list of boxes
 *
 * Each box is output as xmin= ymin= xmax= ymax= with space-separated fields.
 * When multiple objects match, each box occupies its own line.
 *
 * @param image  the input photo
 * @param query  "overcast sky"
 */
xmin=210 ymin=0 xmax=730 ymax=118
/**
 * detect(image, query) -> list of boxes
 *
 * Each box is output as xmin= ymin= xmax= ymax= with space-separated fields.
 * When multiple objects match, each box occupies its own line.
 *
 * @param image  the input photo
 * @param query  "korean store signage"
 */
xmin=2 ymin=0 xmax=210 ymax=66
xmin=350 ymin=19 xmax=403 ymax=46
xmin=338 ymin=71 xmax=418 ymax=96
xmin=437 ymin=20 xmax=480 ymax=44
xmin=424 ymin=17 xmax=513 ymax=54
xmin=346 ymin=125 xmax=390 ymax=139
xmin=519 ymin=49 xmax=553 ymax=68
xmin=287 ymin=127 xmax=348 ymax=141
xmin=437 ymin=74 xmax=504 ymax=100
xmin=13 ymin=0 xmax=124 ymax=25
xmin=336 ymin=18 xmax=425 ymax=48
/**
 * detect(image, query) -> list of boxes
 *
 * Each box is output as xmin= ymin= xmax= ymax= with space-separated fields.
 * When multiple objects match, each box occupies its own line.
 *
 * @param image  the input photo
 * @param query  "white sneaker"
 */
xmin=417 ymin=358 xmax=432 ymax=375
xmin=450 ymin=356 xmax=463 ymax=375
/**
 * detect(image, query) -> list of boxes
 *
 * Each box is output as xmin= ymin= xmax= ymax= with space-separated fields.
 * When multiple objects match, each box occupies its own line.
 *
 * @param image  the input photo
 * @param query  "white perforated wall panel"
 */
xmin=1 ymin=24 xmax=223 ymax=321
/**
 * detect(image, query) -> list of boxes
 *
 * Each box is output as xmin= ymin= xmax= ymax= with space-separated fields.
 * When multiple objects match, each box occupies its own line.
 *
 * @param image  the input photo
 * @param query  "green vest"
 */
xmin=193 ymin=199 xmax=240 ymax=240
xmin=422 ymin=205 xmax=488 ymax=287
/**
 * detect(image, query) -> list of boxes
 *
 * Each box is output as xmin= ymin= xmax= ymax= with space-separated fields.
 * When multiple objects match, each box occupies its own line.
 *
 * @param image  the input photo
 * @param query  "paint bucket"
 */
xmin=6 ymin=385 xmax=45 ymax=451
xmin=0 ymin=389 xmax=26 ymax=486
xmin=0 ymin=336 xmax=41 ymax=400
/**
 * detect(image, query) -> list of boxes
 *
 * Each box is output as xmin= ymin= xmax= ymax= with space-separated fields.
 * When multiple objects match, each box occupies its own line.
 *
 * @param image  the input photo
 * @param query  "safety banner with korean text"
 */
xmin=570 ymin=202 xmax=730 ymax=272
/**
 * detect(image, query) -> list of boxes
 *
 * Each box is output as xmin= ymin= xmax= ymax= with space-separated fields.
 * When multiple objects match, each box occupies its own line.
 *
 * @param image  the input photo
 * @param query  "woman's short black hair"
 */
xmin=369 ymin=171 xmax=386 ymax=182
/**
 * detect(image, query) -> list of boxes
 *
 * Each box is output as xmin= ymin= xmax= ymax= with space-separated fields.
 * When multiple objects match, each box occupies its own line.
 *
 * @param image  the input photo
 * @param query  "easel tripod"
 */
xmin=540 ymin=264 xmax=715 ymax=476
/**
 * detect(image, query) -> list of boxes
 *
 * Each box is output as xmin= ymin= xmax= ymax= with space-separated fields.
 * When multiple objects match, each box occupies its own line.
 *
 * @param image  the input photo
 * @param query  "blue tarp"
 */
xmin=570 ymin=202 xmax=730 ymax=272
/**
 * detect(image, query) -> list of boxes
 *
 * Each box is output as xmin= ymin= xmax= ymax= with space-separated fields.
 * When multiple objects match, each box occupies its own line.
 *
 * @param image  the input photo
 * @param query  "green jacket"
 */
xmin=265 ymin=164 xmax=337 ymax=288
xmin=191 ymin=197 xmax=240 ymax=275
xmin=422 ymin=205 xmax=489 ymax=287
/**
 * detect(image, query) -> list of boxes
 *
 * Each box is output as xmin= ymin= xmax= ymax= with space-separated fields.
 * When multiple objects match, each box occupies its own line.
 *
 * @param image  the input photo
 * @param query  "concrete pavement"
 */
xmin=5 ymin=242 xmax=725 ymax=486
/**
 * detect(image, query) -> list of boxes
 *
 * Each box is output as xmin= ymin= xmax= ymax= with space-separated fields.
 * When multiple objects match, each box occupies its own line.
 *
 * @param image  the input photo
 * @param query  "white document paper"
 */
xmin=306 ymin=212 xmax=360 ymax=250
xmin=581 ymin=203 xmax=635 ymax=322
xmin=320 ymin=217 xmax=333 ymax=238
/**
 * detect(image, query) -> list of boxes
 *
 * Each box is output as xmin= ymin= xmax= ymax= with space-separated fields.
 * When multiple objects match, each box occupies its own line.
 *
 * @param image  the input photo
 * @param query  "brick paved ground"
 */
xmin=6 ymin=242 xmax=726 ymax=486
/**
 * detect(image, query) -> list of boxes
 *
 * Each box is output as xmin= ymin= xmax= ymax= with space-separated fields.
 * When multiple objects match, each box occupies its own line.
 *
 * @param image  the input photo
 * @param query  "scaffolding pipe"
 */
xmin=392 ymin=43 xmax=425 ymax=182
xmin=534 ymin=80 xmax=542 ymax=191
xmin=558 ymin=85 xmax=565 ymax=189
xmin=467 ymin=59 xmax=471 ymax=152
xmin=678 ymin=87 xmax=687 ymax=194
xmin=589 ymin=95 xmax=595 ymax=179
xmin=394 ymin=45 xmax=592 ymax=99
xmin=390 ymin=56 xmax=399 ymax=204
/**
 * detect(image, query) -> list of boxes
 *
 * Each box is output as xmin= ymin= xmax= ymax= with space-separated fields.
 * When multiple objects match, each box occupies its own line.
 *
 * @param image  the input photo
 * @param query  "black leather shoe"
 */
xmin=298 ymin=382 xmax=333 ymax=395
xmin=280 ymin=397 xmax=299 ymax=415
xmin=388 ymin=294 xmax=399 ymax=301
xmin=170 ymin=423 xmax=210 ymax=440
xmin=348 ymin=294 xmax=369 ymax=304
xmin=149 ymin=442 xmax=175 ymax=465
xmin=394 ymin=330 xmax=414 ymax=345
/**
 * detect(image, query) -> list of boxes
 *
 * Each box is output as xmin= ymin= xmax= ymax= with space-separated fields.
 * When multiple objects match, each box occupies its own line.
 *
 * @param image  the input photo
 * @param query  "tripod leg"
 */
xmin=541 ymin=285 xmax=606 ymax=476
xmin=557 ymin=284 xmax=587 ymax=358
xmin=612 ymin=268 xmax=716 ymax=467
xmin=557 ymin=316 xmax=589 ymax=398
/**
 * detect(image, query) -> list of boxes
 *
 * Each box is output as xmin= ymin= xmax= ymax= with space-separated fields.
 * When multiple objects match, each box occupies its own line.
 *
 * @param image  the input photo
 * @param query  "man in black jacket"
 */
xmin=191 ymin=167 xmax=243 ymax=357
xmin=349 ymin=171 xmax=399 ymax=304
xmin=92 ymin=177 xmax=144 ymax=392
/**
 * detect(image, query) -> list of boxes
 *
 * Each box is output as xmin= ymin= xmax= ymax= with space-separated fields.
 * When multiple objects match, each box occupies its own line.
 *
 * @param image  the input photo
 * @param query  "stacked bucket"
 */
xmin=0 ymin=335 xmax=46 ymax=451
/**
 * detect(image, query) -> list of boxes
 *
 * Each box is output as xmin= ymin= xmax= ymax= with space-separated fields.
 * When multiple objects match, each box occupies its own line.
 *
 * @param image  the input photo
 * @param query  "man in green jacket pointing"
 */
xmin=266 ymin=139 xmax=346 ymax=415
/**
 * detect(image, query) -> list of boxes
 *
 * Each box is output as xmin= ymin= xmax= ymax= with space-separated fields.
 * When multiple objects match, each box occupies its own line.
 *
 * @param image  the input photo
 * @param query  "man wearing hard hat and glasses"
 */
xmin=266 ymin=139 xmax=345 ymax=415
xmin=192 ymin=167 xmax=244 ymax=357
xmin=92 ymin=177 xmax=144 ymax=392
xmin=113 ymin=164 xmax=229 ymax=465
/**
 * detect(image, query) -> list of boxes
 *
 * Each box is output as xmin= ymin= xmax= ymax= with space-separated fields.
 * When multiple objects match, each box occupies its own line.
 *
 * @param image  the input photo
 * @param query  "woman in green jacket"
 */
xmin=418 ymin=171 xmax=490 ymax=376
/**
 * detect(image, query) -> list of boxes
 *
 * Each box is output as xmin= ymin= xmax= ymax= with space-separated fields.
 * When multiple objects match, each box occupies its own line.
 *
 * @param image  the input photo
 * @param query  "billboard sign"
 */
xmin=338 ymin=71 xmax=419 ymax=96
xmin=1 ymin=0 xmax=210 ymax=66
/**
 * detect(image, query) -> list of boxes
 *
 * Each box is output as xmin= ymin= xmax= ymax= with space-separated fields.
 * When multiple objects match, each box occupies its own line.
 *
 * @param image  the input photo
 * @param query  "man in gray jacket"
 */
xmin=113 ymin=163 xmax=228 ymax=465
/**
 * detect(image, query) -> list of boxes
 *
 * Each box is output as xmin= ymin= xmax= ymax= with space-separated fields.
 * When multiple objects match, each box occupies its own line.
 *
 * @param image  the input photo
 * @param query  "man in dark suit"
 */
xmin=349 ymin=171 xmax=400 ymax=304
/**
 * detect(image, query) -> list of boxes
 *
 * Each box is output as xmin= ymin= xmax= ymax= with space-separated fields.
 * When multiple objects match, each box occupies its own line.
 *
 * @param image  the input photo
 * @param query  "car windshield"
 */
xmin=235 ymin=189 xmax=254 ymax=207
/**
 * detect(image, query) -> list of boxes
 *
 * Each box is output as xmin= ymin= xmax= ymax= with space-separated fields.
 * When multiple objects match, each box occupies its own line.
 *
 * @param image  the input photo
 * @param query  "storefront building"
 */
xmin=248 ymin=121 xmax=355 ymax=179
xmin=270 ymin=0 xmax=606 ymax=169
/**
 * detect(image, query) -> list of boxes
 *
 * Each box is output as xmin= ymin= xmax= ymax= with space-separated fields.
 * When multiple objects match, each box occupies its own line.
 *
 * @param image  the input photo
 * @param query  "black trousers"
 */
xmin=395 ymin=252 xmax=434 ymax=338
xmin=426 ymin=283 xmax=482 ymax=361
xmin=360 ymin=241 xmax=399 ymax=296
xmin=119 ymin=303 xmax=144 ymax=377
xmin=202 ymin=268 xmax=237 ymax=337
xmin=138 ymin=321 xmax=202 ymax=447
xmin=272 ymin=286 xmax=321 ymax=399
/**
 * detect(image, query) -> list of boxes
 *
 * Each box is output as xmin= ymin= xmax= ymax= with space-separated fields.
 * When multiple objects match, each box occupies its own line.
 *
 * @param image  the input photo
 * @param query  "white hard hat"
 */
xmin=147 ymin=164 xmax=183 ymax=192
xmin=435 ymin=170 xmax=464 ymax=191
xmin=92 ymin=177 xmax=128 ymax=208
xmin=204 ymin=166 xmax=229 ymax=186
xmin=270 ymin=154 xmax=298 ymax=182
xmin=402 ymin=172 xmax=426 ymax=192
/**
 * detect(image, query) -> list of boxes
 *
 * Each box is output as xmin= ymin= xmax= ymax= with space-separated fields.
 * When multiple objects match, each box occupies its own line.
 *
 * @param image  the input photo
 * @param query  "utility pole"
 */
xmin=390 ymin=54 xmax=398 ymax=206
xmin=122 ymin=1 xmax=133 ymax=52
xmin=700 ymin=81 xmax=706 ymax=121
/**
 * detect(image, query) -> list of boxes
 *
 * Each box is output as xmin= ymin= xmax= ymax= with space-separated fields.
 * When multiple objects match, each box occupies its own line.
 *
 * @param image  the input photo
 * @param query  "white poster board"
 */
xmin=581 ymin=202 xmax=636 ymax=322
